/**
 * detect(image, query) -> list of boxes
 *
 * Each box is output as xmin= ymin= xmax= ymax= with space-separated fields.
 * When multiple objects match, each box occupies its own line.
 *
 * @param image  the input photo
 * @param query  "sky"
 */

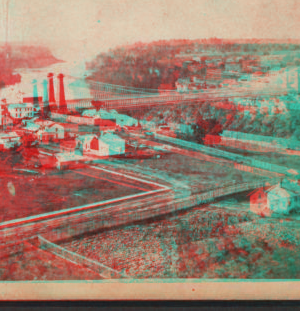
xmin=1 ymin=0 xmax=300 ymax=62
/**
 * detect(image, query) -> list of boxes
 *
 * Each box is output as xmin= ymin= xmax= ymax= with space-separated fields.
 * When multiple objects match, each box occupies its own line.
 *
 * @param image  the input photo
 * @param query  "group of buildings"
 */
xmin=174 ymin=50 xmax=300 ymax=93
xmin=0 ymin=71 xmax=143 ymax=170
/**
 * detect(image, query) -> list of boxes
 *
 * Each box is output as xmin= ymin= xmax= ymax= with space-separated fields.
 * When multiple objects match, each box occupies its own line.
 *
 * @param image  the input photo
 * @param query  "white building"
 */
xmin=175 ymin=82 xmax=189 ymax=93
xmin=101 ymin=132 xmax=125 ymax=155
xmin=8 ymin=103 xmax=34 ymax=119
xmin=22 ymin=123 xmax=41 ymax=134
xmin=78 ymin=134 xmax=110 ymax=157
xmin=0 ymin=132 xmax=22 ymax=150
xmin=115 ymin=114 xmax=138 ymax=127
xmin=250 ymin=184 xmax=300 ymax=216
xmin=82 ymin=109 xmax=116 ymax=120
xmin=35 ymin=120 xmax=64 ymax=139
xmin=55 ymin=153 xmax=85 ymax=170
xmin=0 ymin=105 xmax=13 ymax=129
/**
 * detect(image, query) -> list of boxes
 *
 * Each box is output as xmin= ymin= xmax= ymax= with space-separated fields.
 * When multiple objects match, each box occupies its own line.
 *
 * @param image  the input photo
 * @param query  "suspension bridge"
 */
xmin=16 ymin=67 xmax=297 ymax=114
xmin=41 ymin=73 xmax=289 ymax=112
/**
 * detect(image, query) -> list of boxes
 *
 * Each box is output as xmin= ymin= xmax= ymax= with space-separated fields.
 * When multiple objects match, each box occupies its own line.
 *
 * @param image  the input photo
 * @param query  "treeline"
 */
xmin=0 ymin=51 xmax=21 ymax=89
xmin=86 ymin=39 xmax=300 ymax=89
xmin=137 ymin=98 xmax=300 ymax=142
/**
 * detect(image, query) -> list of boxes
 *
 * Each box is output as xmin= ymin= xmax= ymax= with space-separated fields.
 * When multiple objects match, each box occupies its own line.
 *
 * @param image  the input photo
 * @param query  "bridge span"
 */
xmin=25 ymin=73 xmax=289 ymax=112
xmin=64 ymin=86 xmax=287 ymax=111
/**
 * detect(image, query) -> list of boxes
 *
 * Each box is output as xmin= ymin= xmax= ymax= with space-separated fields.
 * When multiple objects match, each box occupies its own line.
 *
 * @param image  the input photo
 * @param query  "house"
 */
xmin=60 ymin=140 xmax=82 ymax=155
xmin=48 ymin=123 xmax=64 ymax=139
xmin=54 ymin=121 xmax=78 ymax=134
xmin=55 ymin=152 xmax=85 ymax=170
xmin=22 ymin=117 xmax=39 ymax=126
xmin=78 ymin=134 xmax=109 ymax=157
xmin=0 ymin=132 xmax=22 ymax=150
xmin=206 ymin=68 xmax=222 ymax=81
xmin=36 ymin=129 xmax=52 ymax=144
xmin=225 ymin=63 xmax=241 ymax=72
xmin=115 ymin=114 xmax=138 ymax=127
xmin=175 ymin=82 xmax=189 ymax=93
xmin=82 ymin=109 xmax=116 ymax=121
xmin=22 ymin=123 xmax=41 ymax=135
xmin=7 ymin=103 xmax=34 ymax=119
xmin=82 ymin=109 xmax=98 ymax=117
xmin=100 ymin=133 xmax=125 ymax=155
xmin=66 ymin=115 xmax=96 ymax=125
xmin=0 ymin=105 xmax=13 ymax=130
xmin=249 ymin=184 xmax=300 ymax=216
xmin=34 ymin=120 xmax=64 ymax=140
xmin=94 ymin=118 xmax=117 ymax=131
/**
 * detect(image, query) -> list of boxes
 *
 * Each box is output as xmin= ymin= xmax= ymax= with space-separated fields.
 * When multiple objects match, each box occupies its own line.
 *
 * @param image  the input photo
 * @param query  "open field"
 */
xmin=248 ymin=153 xmax=300 ymax=171
xmin=118 ymin=153 xmax=268 ymax=190
xmin=0 ymin=165 xmax=151 ymax=223
xmin=61 ymin=204 xmax=258 ymax=278
xmin=214 ymin=144 xmax=300 ymax=170
xmin=60 ymin=201 xmax=300 ymax=279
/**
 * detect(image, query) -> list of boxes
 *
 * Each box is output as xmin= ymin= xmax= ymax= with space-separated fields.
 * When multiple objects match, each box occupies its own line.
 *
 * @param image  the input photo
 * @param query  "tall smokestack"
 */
xmin=42 ymin=79 xmax=50 ymax=117
xmin=58 ymin=73 xmax=67 ymax=113
xmin=32 ymin=79 xmax=39 ymax=109
xmin=47 ymin=73 xmax=56 ymax=104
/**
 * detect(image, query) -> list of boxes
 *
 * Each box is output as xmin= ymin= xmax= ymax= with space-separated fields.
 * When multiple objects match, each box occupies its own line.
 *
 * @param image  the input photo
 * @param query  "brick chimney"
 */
xmin=47 ymin=73 xmax=56 ymax=104
xmin=58 ymin=73 xmax=67 ymax=113
xmin=42 ymin=79 xmax=50 ymax=117
xmin=32 ymin=79 xmax=39 ymax=109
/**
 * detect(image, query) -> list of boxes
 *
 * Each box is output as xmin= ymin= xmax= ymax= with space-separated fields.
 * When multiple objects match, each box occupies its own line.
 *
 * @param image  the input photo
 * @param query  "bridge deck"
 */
xmin=65 ymin=87 xmax=287 ymax=110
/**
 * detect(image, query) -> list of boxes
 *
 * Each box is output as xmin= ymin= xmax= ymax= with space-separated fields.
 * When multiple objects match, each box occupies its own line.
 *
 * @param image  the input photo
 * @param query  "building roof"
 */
xmin=35 ymin=120 xmax=55 ymax=127
xmin=0 ymin=131 xmax=20 ymax=139
xmin=60 ymin=140 xmax=78 ymax=149
xmin=23 ymin=123 xmax=41 ymax=132
xmin=101 ymin=133 xmax=124 ymax=143
xmin=55 ymin=152 xmax=84 ymax=162
xmin=248 ymin=184 xmax=299 ymax=198
xmin=268 ymin=184 xmax=299 ymax=198
xmin=77 ymin=134 xmax=97 ymax=144
xmin=8 ymin=103 xmax=34 ymax=109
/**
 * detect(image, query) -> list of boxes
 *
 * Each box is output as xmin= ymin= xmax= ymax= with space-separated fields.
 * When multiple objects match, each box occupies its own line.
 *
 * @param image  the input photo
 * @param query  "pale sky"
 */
xmin=2 ymin=0 xmax=300 ymax=61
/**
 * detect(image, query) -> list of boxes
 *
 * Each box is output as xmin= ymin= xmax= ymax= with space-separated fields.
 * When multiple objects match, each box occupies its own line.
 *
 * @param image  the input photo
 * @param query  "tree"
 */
xmin=192 ymin=115 xmax=223 ymax=143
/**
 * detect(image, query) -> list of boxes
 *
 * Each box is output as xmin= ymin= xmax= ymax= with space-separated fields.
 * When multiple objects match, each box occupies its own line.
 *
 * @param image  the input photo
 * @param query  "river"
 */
xmin=0 ymin=57 xmax=93 ymax=103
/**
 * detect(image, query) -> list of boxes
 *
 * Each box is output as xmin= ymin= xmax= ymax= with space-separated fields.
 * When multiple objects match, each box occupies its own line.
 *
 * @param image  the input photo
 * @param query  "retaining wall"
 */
xmin=155 ymin=133 xmax=299 ymax=178
xmin=222 ymin=130 xmax=300 ymax=150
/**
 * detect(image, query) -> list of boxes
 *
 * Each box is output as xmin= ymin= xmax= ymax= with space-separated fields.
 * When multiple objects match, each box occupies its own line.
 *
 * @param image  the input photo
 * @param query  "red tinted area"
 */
xmin=0 ymin=242 xmax=101 ymax=280
xmin=0 ymin=167 xmax=148 ymax=223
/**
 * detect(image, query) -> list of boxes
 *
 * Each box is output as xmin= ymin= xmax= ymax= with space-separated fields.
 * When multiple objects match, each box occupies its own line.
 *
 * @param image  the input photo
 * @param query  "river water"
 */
xmin=0 ymin=58 xmax=93 ymax=103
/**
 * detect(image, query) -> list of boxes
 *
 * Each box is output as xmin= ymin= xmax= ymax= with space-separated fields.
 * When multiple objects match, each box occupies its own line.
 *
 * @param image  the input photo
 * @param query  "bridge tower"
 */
xmin=57 ymin=74 xmax=67 ymax=113
xmin=47 ymin=73 xmax=56 ymax=108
